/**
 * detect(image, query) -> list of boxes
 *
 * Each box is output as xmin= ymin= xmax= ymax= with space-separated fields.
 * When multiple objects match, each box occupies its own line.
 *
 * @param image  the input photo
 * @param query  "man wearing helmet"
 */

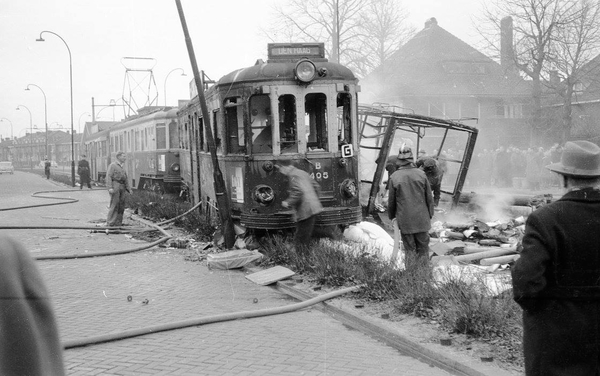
xmin=387 ymin=145 xmax=434 ymax=269
xmin=512 ymin=140 xmax=600 ymax=375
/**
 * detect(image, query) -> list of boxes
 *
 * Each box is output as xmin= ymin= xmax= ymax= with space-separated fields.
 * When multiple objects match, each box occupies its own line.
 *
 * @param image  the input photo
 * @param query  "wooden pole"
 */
xmin=175 ymin=0 xmax=235 ymax=248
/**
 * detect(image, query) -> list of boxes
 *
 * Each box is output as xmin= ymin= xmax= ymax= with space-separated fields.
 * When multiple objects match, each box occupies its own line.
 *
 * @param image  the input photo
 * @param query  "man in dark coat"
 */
xmin=106 ymin=151 xmax=132 ymax=226
xmin=388 ymin=145 xmax=434 ymax=269
xmin=44 ymin=157 xmax=51 ymax=179
xmin=416 ymin=154 xmax=444 ymax=206
xmin=511 ymin=140 xmax=600 ymax=376
xmin=77 ymin=154 xmax=92 ymax=189
xmin=0 ymin=235 xmax=65 ymax=375
xmin=278 ymin=163 xmax=323 ymax=253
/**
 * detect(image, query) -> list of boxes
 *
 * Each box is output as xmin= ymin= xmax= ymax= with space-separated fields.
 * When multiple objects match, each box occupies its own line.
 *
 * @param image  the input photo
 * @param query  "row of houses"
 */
xmin=0 ymin=129 xmax=83 ymax=168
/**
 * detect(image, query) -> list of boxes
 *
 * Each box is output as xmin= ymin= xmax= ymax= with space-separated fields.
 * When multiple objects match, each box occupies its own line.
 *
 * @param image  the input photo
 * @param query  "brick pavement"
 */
xmin=1 ymin=172 xmax=455 ymax=375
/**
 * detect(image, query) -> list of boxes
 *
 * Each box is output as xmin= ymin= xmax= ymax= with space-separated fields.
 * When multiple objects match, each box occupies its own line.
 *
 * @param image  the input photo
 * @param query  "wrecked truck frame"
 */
xmin=358 ymin=104 xmax=478 ymax=218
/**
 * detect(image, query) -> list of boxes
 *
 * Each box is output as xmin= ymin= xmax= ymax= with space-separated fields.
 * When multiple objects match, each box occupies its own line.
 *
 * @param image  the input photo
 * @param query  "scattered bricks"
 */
xmin=440 ymin=338 xmax=452 ymax=346
xmin=355 ymin=303 xmax=364 ymax=308
xmin=313 ymin=286 xmax=322 ymax=291
xmin=481 ymin=356 xmax=494 ymax=362
xmin=381 ymin=313 xmax=390 ymax=319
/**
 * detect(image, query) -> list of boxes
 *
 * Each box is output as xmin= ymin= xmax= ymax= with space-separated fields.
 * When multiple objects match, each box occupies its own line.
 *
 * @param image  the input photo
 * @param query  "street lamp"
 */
xmin=164 ymin=68 xmax=186 ymax=106
xmin=25 ymin=84 xmax=48 ymax=158
xmin=78 ymin=112 xmax=90 ymax=134
xmin=16 ymin=105 xmax=33 ymax=169
xmin=37 ymin=30 xmax=75 ymax=187
xmin=0 ymin=118 xmax=13 ymax=140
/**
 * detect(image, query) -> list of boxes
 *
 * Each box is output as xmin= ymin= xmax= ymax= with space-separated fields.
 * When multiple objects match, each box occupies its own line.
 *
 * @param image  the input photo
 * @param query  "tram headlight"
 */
xmin=340 ymin=179 xmax=357 ymax=199
xmin=253 ymin=185 xmax=275 ymax=206
xmin=295 ymin=59 xmax=317 ymax=83
xmin=170 ymin=163 xmax=180 ymax=172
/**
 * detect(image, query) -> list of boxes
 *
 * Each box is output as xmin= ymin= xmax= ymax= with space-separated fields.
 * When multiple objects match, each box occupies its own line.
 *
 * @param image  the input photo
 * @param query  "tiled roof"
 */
xmin=362 ymin=18 xmax=530 ymax=98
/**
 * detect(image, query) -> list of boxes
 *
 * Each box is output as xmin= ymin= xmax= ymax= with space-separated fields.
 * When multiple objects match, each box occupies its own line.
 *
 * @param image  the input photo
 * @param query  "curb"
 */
xmin=272 ymin=279 xmax=516 ymax=376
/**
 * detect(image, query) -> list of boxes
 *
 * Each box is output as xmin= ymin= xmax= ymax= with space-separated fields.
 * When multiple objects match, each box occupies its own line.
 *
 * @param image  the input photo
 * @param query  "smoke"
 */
xmin=470 ymin=193 xmax=513 ymax=222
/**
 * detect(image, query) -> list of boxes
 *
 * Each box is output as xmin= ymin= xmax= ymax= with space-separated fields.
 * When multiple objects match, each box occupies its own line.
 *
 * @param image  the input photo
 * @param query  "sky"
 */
xmin=0 ymin=0 xmax=484 ymax=140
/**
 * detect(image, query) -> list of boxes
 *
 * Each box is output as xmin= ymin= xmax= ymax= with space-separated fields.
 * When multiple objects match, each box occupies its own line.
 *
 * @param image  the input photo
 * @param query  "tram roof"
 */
xmin=217 ymin=59 xmax=358 ymax=87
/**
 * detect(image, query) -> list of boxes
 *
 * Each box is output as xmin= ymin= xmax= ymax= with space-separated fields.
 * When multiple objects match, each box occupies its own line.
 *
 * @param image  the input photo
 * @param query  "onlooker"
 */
xmin=106 ymin=151 xmax=132 ymax=226
xmin=512 ymin=140 xmax=600 ymax=375
xmin=0 ymin=235 xmax=65 ymax=375
xmin=77 ymin=154 xmax=92 ymax=189
xmin=44 ymin=157 xmax=51 ymax=179
xmin=277 ymin=162 xmax=323 ymax=253
xmin=416 ymin=153 xmax=444 ymax=206
xmin=388 ymin=145 xmax=434 ymax=269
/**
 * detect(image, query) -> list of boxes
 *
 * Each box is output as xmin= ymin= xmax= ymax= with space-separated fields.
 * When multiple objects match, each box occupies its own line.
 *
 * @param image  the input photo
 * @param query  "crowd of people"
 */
xmin=439 ymin=143 xmax=565 ymax=191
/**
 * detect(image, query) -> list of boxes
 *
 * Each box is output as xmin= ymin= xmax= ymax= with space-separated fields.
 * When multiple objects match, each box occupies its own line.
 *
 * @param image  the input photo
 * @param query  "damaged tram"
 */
xmin=178 ymin=43 xmax=362 ymax=229
xmin=357 ymin=105 xmax=479 ymax=221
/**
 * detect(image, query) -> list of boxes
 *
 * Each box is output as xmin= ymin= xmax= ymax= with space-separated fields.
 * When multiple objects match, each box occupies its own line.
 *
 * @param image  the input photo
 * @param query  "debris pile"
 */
xmin=430 ymin=216 xmax=526 ymax=267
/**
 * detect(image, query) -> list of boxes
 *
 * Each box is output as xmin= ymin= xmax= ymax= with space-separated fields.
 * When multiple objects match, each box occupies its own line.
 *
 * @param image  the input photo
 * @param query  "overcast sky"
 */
xmin=0 ymin=0 xmax=483 ymax=139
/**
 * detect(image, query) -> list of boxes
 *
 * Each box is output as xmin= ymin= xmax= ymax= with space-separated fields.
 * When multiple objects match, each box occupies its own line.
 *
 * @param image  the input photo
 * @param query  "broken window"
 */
xmin=224 ymin=97 xmax=246 ymax=154
xmin=278 ymin=94 xmax=297 ymax=153
xmin=337 ymin=93 xmax=352 ymax=149
xmin=250 ymin=94 xmax=272 ymax=154
xmin=305 ymin=93 xmax=328 ymax=152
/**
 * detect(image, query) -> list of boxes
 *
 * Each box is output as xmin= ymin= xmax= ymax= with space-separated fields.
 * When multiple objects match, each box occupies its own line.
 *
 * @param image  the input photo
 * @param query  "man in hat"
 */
xmin=44 ymin=157 xmax=51 ymax=179
xmin=387 ymin=145 xmax=434 ymax=269
xmin=511 ymin=140 xmax=600 ymax=375
xmin=106 ymin=151 xmax=132 ymax=227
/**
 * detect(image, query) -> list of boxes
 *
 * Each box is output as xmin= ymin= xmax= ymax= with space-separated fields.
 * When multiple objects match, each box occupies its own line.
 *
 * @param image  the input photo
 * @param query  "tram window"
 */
xmin=213 ymin=110 xmax=221 ymax=151
xmin=305 ymin=93 xmax=328 ymax=152
xmin=169 ymin=120 xmax=179 ymax=149
xmin=337 ymin=93 xmax=353 ymax=148
xmin=198 ymin=116 xmax=205 ymax=151
xmin=250 ymin=94 xmax=272 ymax=154
xmin=224 ymin=97 xmax=245 ymax=154
xmin=156 ymin=123 xmax=167 ymax=149
xmin=148 ymin=127 xmax=155 ymax=150
xmin=278 ymin=94 xmax=297 ymax=153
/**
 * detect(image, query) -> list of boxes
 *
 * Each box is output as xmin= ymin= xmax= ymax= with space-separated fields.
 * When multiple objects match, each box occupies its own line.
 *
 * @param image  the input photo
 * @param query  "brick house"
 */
xmin=360 ymin=17 xmax=531 ymax=151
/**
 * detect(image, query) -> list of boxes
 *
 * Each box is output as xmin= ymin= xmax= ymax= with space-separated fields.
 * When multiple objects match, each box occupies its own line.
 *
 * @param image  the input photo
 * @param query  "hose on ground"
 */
xmin=62 ymin=284 xmax=363 ymax=349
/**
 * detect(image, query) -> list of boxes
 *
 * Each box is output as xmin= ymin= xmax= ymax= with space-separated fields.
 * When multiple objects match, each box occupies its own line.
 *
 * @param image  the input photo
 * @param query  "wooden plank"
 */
xmin=245 ymin=266 xmax=296 ymax=286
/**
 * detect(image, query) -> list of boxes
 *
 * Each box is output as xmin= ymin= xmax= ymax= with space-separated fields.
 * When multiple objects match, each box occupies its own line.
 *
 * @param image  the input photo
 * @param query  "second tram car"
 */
xmin=178 ymin=43 xmax=362 ymax=229
xmin=83 ymin=106 xmax=182 ymax=193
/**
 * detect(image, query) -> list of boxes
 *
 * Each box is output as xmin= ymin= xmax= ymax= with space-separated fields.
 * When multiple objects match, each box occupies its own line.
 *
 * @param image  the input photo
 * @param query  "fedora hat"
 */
xmin=547 ymin=140 xmax=600 ymax=177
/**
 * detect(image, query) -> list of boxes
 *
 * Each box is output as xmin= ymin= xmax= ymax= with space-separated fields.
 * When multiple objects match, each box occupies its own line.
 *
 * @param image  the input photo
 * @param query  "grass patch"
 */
xmin=126 ymin=190 xmax=216 ymax=240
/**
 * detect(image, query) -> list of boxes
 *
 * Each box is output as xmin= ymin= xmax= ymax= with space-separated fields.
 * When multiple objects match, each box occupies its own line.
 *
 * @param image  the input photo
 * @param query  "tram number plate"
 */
xmin=309 ymin=161 xmax=329 ymax=182
xmin=341 ymin=144 xmax=354 ymax=158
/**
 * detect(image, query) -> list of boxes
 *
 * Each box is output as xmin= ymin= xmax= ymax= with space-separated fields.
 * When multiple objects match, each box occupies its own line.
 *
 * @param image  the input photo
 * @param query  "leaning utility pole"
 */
xmin=174 ymin=0 xmax=236 ymax=248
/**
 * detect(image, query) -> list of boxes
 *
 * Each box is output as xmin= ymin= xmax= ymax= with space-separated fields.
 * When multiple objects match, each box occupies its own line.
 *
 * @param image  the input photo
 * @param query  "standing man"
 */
xmin=512 ymin=140 xmax=600 ymax=375
xmin=277 ymin=162 xmax=323 ymax=253
xmin=106 ymin=151 xmax=132 ymax=227
xmin=388 ymin=145 xmax=434 ymax=269
xmin=44 ymin=157 xmax=51 ymax=179
xmin=77 ymin=154 xmax=92 ymax=189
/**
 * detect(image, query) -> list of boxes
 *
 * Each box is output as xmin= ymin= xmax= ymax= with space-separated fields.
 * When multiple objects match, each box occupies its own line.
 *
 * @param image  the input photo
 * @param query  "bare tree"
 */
xmin=263 ymin=0 xmax=412 ymax=78
xmin=477 ymin=0 xmax=576 ymax=135
xmin=548 ymin=0 xmax=600 ymax=142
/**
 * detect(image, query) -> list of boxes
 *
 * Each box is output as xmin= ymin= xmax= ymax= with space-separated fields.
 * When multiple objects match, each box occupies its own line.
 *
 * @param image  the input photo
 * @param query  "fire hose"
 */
xmin=62 ymin=285 xmax=363 ymax=349
xmin=3 ymin=187 xmax=365 ymax=352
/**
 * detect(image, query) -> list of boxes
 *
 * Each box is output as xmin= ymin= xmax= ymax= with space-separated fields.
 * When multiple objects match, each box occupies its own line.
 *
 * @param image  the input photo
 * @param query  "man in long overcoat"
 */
xmin=77 ymin=154 xmax=92 ymax=189
xmin=511 ymin=140 xmax=600 ymax=375
xmin=388 ymin=145 xmax=434 ymax=269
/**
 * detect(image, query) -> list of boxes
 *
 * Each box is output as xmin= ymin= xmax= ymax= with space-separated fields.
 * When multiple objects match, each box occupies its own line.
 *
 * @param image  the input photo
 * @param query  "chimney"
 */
xmin=500 ymin=16 xmax=515 ymax=74
xmin=424 ymin=17 xmax=438 ymax=29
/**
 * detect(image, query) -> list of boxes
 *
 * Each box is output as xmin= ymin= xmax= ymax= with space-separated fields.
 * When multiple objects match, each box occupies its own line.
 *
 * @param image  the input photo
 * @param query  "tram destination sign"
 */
xmin=268 ymin=43 xmax=325 ymax=61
